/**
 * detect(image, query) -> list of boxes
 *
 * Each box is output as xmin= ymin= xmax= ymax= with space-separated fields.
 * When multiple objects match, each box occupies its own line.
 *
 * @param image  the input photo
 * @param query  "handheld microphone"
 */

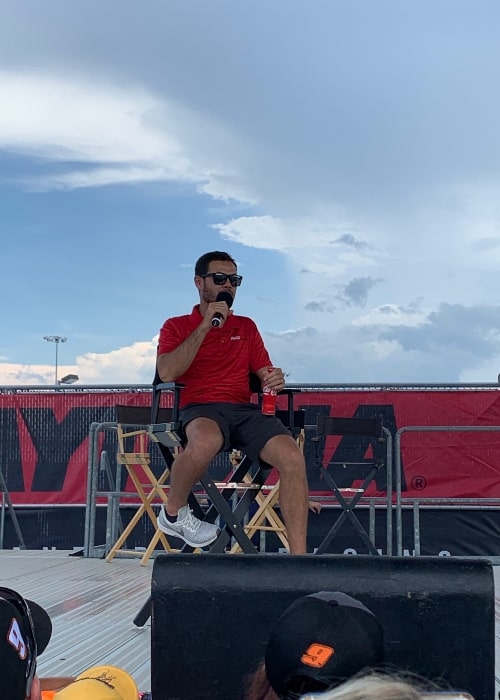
xmin=211 ymin=291 xmax=233 ymax=327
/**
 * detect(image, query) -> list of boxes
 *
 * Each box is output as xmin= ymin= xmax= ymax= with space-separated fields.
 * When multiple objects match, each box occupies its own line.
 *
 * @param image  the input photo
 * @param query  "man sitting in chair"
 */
xmin=155 ymin=250 xmax=309 ymax=554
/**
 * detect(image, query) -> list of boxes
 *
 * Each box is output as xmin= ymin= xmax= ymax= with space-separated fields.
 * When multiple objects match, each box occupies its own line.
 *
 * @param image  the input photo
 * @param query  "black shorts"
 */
xmin=179 ymin=402 xmax=291 ymax=464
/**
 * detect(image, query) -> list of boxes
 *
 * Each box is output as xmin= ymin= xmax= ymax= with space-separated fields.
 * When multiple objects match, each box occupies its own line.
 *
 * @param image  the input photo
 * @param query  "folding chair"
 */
xmin=148 ymin=381 xmax=302 ymax=555
xmin=313 ymin=415 xmax=386 ymax=555
xmin=105 ymin=404 xmax=185 ymax=564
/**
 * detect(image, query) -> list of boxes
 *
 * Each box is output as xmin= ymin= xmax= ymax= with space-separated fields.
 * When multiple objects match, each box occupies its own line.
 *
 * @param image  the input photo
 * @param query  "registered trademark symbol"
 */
xmin=411 ymin=476 xmax=427 ymax=490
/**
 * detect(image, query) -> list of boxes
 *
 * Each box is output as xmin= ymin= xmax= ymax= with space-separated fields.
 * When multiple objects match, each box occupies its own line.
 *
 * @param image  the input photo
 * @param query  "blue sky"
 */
xmin=1 ymin=0 xmax=500 ymax=385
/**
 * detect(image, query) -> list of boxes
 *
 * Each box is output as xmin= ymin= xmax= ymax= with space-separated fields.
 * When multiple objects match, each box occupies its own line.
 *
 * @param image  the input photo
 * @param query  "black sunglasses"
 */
xmin=201 ymin=272 xmax=243 ymax=287
xmin=0 ymin=587 xmax=37 ymax=696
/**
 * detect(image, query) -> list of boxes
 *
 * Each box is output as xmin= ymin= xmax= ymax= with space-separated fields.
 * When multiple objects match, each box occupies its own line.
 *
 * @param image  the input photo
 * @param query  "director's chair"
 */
xmin=313 ymin=415 xmax=387 ymax=555
xmin=105 ymin=404 xmax=186 ymax=564
xmin=149 ymin=380 xmax=303 ymax=555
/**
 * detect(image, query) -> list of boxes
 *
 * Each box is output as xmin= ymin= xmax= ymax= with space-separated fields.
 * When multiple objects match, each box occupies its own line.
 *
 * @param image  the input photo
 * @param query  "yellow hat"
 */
xmin=54 ymin=665 xmax=138 ymax=700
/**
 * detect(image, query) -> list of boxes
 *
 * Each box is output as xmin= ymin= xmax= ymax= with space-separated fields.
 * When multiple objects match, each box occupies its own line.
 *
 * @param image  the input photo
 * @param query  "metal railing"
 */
xmin=0 ymin=466 xmax=26 ymax=549
xmin=394 ymin=425 xmax=500 ymax=555
xmin=2 ymin=381 xmax=500 ymax=394
xmin=84 ymin=421 xmax=120 ymax=558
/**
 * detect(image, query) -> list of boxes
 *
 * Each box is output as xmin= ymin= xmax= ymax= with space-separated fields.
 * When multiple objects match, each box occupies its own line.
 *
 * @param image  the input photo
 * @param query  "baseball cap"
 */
xmin=0 ymin=586 xmax=53 ymax=700
xmin=264 ymin=591 xmax=384 ymax=699
xmin=54 ymin=665 xmax=138 ymax=700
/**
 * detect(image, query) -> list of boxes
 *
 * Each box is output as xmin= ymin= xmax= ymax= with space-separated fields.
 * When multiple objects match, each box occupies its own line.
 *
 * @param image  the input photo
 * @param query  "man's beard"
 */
xmin=201 ymin=287 xmax=217 ymax=304
xmin=201 ymin=284 xmax=231 ymax=305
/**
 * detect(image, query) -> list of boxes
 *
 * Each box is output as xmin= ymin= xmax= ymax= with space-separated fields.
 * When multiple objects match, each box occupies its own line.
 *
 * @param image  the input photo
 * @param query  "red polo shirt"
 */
xmin=158 ymin=305 xmax=271 ymax=406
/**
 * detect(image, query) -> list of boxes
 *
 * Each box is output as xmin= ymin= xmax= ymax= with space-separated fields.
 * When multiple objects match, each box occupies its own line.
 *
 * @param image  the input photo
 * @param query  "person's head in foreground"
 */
xmin=246 ymin=591 xmax=384 ymax=700
xmin=0 ymin=586 xmax=53 ymax=700
xmin=300 ymin=672 xmax=475 ymax=700
xmin=53 ymin=665 xmax=138 ymax=699
xmin=54 ymin=665 xmax=139 ymax=700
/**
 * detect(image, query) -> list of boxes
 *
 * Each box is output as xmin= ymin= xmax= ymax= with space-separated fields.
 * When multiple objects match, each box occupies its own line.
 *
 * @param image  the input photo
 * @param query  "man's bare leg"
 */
xmin=157 ymin=417 xmax=225 ymax=548
xmin=259 ymin=434 xmax=309 ymax=554
xmin=166 ymin=417 xmax=223 ymax=515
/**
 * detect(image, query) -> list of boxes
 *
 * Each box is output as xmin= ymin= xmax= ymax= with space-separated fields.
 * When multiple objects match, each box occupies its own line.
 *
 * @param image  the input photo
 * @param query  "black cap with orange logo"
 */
xmin=0 ymin=587 xmax=53 ymax=700
xmin=264 ymin=591 xmax=384 ymax=699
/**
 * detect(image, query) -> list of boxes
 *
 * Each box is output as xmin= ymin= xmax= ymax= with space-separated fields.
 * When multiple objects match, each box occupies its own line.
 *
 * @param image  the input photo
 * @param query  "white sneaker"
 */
xmin=157 ymin=506 xmax=220 ymax=548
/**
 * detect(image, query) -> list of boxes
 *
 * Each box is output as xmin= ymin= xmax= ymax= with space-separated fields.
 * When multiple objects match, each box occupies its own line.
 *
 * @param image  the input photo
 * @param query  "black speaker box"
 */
xmin=151 ymin=554 xmax=494 ymax=700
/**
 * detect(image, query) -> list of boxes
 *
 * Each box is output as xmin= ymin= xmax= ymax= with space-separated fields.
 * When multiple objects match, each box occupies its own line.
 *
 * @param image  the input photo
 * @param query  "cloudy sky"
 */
xmin=1 ymin=0 xmax=500 ymax=386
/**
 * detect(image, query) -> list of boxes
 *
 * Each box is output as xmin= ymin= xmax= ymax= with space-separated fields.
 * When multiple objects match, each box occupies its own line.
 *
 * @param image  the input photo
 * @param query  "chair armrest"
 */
xmin=148 ymin=422 xmax=185 ymax=448
xmin=154 ymin=382 xmax=185 ymax=391
xmin=151 ymin=382 xmax=185 ymax=423
xmin=277 ymin=387 xmax=301 ymax=396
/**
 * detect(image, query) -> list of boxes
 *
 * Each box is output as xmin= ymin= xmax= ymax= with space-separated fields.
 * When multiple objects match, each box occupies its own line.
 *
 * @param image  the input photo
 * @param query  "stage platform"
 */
xmin=0 ymin=550 xmax=499 ymax=698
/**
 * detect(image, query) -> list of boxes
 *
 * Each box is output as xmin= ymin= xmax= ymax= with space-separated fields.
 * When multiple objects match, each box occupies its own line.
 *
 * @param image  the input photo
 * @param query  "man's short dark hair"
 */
xmin=195 ymin=251 xmax=237 ymax=277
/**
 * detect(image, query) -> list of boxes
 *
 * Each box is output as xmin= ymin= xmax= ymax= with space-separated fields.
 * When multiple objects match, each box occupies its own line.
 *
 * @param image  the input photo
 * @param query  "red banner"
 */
xmin=2 ymin=388 xmax=500 ymax=505
xmin=295 ymin=390 xmax=500 ymax=500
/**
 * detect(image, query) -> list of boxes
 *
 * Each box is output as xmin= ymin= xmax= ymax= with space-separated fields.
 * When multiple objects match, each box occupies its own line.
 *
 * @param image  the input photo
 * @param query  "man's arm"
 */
xmin=157 ymin=301 xmax=231 ymax=381
xmin=157 ymin=322 xmax=211 ymax=381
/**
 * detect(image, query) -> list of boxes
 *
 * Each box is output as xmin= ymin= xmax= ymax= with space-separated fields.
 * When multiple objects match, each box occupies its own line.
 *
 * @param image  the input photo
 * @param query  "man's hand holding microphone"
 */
xmin=203 ymin=291 xmax=233 ymax=329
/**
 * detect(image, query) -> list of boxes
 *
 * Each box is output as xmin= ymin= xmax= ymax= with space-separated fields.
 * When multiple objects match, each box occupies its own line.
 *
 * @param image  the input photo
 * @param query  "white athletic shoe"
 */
xmin=157 ymin=505 xmax=219 ymax=548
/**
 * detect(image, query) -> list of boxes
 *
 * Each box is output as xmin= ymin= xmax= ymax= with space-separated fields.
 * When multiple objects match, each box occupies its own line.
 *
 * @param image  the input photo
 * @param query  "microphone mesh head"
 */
xmin=216 ymin=291 xmax=233 ymax=308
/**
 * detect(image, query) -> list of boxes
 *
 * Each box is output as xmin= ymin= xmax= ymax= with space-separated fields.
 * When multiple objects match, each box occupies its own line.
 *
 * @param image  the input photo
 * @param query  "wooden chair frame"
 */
xmin=105 ymin=406 xmax=185 ymax=565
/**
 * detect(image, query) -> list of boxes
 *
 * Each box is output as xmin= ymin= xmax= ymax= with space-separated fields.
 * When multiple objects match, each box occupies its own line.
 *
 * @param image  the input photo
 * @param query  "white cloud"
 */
xmin=24 ymin=166 xmax=179 ymax=191
xmin=0 ymin=72 xmax=184 ymax=163
xmin=0 ymin=364 xmax=57 ymax=386
xmin=215 ymin=216 xmax=294 ymax=250
xmin=0 ymin=338 xmax=158 ymax=386
xmin=213 ymin=178 xmax=500 ymax=338
xmin=213 ymin=214 xmax=383 ymax=293
xmin=214 ymin=215 xmax=366 ymax=252
xmin=0 ymin=70 xmax=256 ymax=202
xmin=198 ymin=174 xmax=259 ymax=205
xmin=76 ymin=339 xmax=157 ymax=384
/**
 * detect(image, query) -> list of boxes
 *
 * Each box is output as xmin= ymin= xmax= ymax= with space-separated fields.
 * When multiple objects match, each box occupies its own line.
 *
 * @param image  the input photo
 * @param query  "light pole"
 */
xmin=43 ymin=335 xmax=67 ymax=384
